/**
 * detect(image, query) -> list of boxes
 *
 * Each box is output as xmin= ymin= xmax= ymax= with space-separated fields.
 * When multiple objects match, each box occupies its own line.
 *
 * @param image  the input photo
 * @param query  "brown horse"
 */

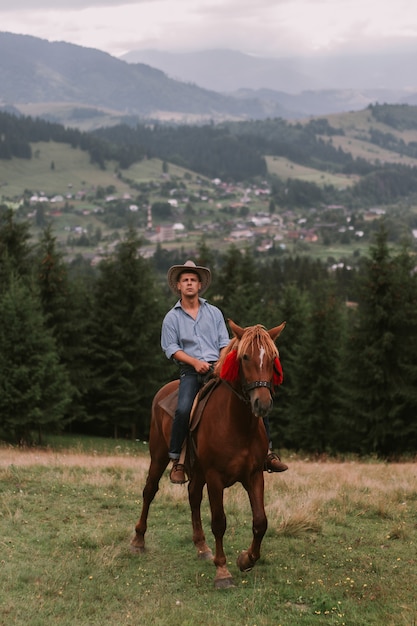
xmin=131 ymin=319 xmax=285 ymax=588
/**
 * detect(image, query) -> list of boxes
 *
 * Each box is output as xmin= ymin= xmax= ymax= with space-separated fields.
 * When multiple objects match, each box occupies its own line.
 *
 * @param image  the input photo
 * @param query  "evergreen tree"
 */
xmin=217 ymin=246 xmax=264 ymax=326
xmin=284 ymin=280 xmax=346 ymax=454
xmin=267 ymin=284 xmax=310 ymax=449
xmin=0 ymin=275 xmax=72 ymax=444
xmin=0 ymin=208 xmax=33 ymax=292
xmin=343 ymin=226 xmax=417 ymax=456
xmin=35 ymin=224 xmax=91 ymax=422
xmin=87 ymin=228 xmax=167 ymax=438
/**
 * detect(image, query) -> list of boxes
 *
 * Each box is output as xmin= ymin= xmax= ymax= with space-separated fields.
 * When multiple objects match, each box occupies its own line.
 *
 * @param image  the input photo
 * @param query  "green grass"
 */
xmin=1 ymin=439 xmax=416 ymax=625
xmin=0 ymin=142 xmax=134 ymax=199
xmin=265 ymin=156 xmax=358 ymax=189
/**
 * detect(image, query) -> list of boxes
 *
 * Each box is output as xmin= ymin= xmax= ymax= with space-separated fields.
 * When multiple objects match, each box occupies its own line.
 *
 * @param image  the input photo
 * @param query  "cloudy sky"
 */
xmin=0 ymin=0 xmax=416 ymax=59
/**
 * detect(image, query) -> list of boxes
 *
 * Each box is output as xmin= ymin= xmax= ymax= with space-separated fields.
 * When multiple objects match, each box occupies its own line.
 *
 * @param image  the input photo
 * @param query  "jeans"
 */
xmin=169 ymin=369 xmax=201 ymax=460
xmin=168 ymin=368 xmax=273 ymax=459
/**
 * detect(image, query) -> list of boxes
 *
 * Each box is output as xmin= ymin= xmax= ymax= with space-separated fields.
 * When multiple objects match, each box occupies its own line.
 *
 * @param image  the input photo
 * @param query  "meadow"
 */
xmin=1 ymin=437 xmax=416 ymax=626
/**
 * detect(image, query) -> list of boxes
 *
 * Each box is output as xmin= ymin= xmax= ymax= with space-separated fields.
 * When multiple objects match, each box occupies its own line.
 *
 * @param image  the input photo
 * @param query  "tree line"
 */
xmin=1 ymin=207 xmax=416 ymax=458
xmin=4 ymin=108 xmax=417 ymax=208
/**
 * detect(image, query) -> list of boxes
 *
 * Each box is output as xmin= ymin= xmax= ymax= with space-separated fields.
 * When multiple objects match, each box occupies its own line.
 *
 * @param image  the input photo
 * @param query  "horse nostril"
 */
xmin=253 ymin=396 xmax=272 ymax=417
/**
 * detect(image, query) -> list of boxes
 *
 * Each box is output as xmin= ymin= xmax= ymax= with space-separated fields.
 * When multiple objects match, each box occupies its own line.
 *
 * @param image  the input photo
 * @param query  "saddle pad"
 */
xmin=157 ymin=378 xmax=220 ymax=424
xmin=157 ymin=389 xmax=178 ymax=419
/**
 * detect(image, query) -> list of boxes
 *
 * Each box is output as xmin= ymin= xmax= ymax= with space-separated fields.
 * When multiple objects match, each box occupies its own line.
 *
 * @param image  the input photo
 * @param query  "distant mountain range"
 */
xmin=1 ymin=31 xmax=417 ymax=129
xmin=121 ymin=48 xmax=417 ymax=94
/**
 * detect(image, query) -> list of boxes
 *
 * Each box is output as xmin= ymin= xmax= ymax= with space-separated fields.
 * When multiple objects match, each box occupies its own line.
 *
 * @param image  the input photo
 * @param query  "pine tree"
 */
xmin=0 ymin=208 xmax=33 ymax=293
xmin=87 ymin=228 xmax=167 ymax=439
xmin=284 ymin=280 xmax=346 ymax=454
xmin=343 ymin=226 xmax=417 ymax=456
xmin=35 ymin=224 xmax=91 ymax=423
xmin=0 ymin=275 xmax=72 ymax=444
xmin=216 ymin=246 xmax=264 ymax=326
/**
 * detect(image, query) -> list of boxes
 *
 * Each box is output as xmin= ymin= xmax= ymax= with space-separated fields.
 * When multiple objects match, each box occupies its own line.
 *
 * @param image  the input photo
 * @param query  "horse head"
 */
xmin=219 ymin=319 xmax=286 ymax=418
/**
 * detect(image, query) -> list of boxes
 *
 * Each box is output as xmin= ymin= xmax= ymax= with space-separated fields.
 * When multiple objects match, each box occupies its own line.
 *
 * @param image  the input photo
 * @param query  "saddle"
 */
xmin=158 ymin=376 xmax=220 ymax=431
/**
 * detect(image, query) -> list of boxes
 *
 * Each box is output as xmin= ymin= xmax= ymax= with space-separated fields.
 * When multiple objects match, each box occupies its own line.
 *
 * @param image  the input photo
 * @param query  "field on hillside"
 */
xmin=1 ymin=438 xmax=416 ymax=626
xmin=0 ymin=142 xmax=133 ymax=199
xmin=265 ymin=156 xmax=359 ymax=188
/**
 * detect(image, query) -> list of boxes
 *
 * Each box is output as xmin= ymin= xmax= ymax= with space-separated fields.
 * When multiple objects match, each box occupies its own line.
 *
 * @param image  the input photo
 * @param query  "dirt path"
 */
xmin=0 ymin=447 xmax=149 ymax=469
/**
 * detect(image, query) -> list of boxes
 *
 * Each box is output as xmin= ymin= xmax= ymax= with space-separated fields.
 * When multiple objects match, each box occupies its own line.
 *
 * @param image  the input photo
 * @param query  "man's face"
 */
xmin=177 ymin=272 xmax=201 ymax=296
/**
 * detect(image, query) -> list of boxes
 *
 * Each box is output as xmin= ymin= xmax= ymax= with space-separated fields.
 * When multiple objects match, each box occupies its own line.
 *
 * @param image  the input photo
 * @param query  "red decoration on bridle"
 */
xmin=219 ymin=350 xmax=240 ymax=382
xmin=220 ymin=350 xmax=284 ymax=386
xmin=273 ymin=356 xmax=283 ymax=386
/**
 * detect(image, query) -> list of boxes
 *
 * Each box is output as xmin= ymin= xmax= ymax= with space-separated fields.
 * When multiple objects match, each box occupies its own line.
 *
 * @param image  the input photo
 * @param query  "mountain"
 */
xmin=122 ymin=48 xmax=417 ymax=116
xmin=2 ymin=31 xmax=417 ymax=128
xmin=121 ymin=48 xmax=417 ymax=94
xmin=0 ymin=32 xmax=293 ymax=125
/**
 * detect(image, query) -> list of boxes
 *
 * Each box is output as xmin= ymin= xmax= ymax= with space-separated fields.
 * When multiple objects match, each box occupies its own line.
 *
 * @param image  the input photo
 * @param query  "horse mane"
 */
xmin=214 ymin=324 xmax=279 ymax=378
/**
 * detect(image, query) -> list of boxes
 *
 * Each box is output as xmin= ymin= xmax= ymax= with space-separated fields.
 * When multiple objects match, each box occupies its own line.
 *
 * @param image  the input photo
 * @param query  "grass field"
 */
xmin=265 ymin=157 xmax=359 ymax=189
xmin=1 ymin=437 xmax=416 ymax=626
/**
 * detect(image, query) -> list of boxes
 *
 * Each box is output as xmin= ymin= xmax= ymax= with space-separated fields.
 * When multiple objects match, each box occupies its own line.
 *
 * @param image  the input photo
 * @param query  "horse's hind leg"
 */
xmin=188 ymin=472 xmax=213 ymax=561
xmin=130 ymin=456 xmax=168 ymax=554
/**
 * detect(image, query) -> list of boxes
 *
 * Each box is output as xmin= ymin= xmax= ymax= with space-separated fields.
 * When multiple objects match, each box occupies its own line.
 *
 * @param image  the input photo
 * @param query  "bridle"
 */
xmin=221 ymin=371 xmax=275 ymax=406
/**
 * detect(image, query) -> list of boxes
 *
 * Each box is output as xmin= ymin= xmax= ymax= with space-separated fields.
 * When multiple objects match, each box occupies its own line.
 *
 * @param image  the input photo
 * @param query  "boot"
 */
xmin=169 ymin=460 xmax=187 ymax=484
xmin=264 ymin=452 xmax=288 ymax=473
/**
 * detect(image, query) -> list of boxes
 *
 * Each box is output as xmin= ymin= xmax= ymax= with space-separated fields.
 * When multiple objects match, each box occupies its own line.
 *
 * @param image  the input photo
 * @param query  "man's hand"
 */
xmin=193 ymin=359 xmax=211 ymax=374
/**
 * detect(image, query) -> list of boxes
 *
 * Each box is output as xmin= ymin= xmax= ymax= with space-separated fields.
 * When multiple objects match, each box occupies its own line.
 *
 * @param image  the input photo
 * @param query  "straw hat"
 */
xmin=167 ymin=260 xmax=211 ymax=296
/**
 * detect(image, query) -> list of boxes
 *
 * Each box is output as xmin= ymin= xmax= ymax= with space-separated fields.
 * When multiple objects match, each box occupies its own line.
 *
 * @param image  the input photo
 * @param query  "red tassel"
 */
xmin=273 ymin=357 xmax=283 ymax=386
xmin=220 ymin=350 xmax=240 ymax=382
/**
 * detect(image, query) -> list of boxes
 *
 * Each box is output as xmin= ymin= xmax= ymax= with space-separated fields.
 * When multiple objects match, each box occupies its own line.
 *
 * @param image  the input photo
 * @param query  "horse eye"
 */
xmin=242 ymin=354 xmax=250 ymax=361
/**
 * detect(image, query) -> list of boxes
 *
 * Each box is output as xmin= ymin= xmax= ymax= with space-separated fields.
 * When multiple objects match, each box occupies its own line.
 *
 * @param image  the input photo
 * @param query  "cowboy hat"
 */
xmin=167 ymin=260 xmax=211 ymax=296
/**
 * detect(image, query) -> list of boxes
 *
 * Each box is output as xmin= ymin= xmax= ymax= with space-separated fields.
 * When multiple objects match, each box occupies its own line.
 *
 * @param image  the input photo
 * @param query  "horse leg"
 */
xmin=237 ymin=472 xmax=267 ymax=572
xmin=188 ymin=471 xmax=213 ymax=561
xmin=130 ymin=456 xmax=168 ymax=554
xmin=206 ymin=477 xmax=235 ymax=589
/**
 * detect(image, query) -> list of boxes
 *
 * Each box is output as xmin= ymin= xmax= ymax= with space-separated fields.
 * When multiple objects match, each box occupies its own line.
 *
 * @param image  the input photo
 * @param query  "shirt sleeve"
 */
xmin=215 ymin=308 xmax=231 ymax=349
xmin=161 ymin=310 xmax=181 ymax=360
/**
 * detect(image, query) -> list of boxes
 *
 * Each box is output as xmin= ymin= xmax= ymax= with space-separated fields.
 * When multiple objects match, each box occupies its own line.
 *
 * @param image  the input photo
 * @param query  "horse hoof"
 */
xmin=130 ymin=537 xmax=146 ymax=554
xmin=237 ymin=550 xmax=255 ymax=572
xmin=214 ymin=576 xmax=235 ymax=589
xmin=198 ymin=549 xmax=214 ymax=561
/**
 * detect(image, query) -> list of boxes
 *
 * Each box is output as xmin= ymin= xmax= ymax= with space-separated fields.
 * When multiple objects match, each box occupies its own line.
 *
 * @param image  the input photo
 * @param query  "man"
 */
xmin=161 ymin=259 xmax=287 ymax=484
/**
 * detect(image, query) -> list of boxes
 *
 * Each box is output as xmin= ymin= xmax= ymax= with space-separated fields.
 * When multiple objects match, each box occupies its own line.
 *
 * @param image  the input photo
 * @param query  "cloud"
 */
xmin=0 ymin=0 xmax=147 ymax=9
xmin=0 ymin=0 xmax=416 ymax=58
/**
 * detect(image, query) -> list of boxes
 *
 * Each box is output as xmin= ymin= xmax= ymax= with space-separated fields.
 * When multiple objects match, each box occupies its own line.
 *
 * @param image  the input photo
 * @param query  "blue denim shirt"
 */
xmin=161 ymin=298 xmax=230 ymax=363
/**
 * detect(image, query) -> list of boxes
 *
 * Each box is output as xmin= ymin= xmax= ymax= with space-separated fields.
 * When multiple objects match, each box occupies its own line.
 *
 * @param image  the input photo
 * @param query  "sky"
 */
xmin=0 ymin=0 xmax=416 ymax=59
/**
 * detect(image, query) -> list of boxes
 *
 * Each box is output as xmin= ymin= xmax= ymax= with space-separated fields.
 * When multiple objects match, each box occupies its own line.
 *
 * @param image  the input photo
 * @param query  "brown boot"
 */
xmin=169 ymin=460 xmax=187 ymax=484
xmin=264 ymin=452 xmax=288 ymax=473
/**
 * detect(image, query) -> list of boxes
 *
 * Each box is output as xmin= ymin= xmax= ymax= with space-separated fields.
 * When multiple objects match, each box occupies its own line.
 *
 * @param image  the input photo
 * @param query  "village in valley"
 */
xmin=19 ymin=169 xmax=391 ymax=270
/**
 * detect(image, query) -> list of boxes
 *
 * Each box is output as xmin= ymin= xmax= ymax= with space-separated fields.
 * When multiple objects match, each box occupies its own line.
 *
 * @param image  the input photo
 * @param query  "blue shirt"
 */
xmin=161 ymin=298 xmax=230 ymax=362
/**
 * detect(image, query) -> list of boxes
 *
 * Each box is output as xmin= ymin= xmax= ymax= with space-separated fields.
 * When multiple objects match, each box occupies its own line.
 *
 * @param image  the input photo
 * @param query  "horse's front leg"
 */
xmin=237 ymin=471 xmax=267 ymax=572
xmin=207 ymin=476 xmax=235 ymax=589
xmin=188 ymin=471 xmax=213 ymax=561
xmin=130 ymin=456 xmax=168 ymax=553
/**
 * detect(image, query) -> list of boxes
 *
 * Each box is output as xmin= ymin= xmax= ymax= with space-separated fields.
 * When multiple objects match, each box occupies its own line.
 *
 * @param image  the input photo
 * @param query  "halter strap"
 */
xmin=244 ymin=380 xmax=273 ymax=393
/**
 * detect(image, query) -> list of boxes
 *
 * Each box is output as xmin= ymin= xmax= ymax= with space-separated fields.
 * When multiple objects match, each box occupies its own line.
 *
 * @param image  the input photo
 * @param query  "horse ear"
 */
xmin=228 ymin=319 xmax=244 ymax=339
xmin=268 ymin=322 xmax=286 ymax=342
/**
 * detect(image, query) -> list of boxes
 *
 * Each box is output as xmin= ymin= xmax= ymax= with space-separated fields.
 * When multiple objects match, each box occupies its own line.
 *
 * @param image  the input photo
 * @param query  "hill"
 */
xmin=3 ymin=32 xmax=417 ymax=128
xmin=2 ymin=105 xmax=417 ymax=267
xmin=0 ymin=32 xmax=291 ymax=126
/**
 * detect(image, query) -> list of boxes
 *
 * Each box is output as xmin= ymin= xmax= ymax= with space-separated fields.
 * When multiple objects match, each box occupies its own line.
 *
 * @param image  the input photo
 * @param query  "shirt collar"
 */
xmin=174 ymin=297 xmax=207 ymax=309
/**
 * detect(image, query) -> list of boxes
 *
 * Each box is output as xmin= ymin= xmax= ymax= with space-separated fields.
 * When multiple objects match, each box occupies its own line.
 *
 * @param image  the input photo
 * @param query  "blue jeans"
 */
xmin=168 ymin=370 xmax=273 ymax=459
xmin=169 ymin=370 xmax=201 ymax=460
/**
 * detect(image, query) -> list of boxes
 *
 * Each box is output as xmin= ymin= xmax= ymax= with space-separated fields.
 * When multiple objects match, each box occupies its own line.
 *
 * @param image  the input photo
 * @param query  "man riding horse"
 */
xmin=161 ymin=259 xmax=288 ymax=484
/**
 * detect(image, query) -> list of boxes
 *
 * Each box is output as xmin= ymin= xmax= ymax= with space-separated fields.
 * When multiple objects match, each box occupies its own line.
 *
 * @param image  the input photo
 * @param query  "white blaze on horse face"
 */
xmin=259 ymin=346 xmax=265 ymax=369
